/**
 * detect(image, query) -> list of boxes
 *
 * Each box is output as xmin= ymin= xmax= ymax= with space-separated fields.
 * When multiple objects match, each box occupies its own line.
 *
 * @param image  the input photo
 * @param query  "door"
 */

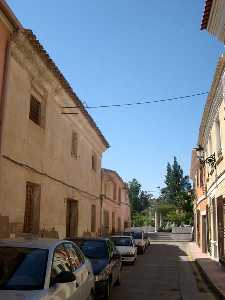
xmin=66 ymin=199 xmax=78 ymax=238
xmin=217 ymin=196 xmax=225 ymax=264
xmin=196 ymin=210 xmax=200 ymax=247
xmin=103 ymin=210 xmax=109 ymax=236
xmin=24 ymin=182 xmax=40 ymax=234
xmin=202 ymin=215 xmax=207 ymax=253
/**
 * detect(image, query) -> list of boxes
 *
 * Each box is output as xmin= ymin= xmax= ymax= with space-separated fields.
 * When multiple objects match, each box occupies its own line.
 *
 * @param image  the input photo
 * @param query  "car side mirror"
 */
xmin=53 ymin=271 xmax=76 ymax=284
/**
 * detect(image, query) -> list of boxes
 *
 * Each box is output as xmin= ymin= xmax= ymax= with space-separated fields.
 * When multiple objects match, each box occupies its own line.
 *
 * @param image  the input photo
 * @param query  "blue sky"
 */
xmin=8 ymin=0 xmax=224 ymax=195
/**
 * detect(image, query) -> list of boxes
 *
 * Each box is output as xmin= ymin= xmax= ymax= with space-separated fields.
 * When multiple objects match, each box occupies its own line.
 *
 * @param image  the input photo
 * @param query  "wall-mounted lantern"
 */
xmin=194 ymin=145 xmax=216 ymax=167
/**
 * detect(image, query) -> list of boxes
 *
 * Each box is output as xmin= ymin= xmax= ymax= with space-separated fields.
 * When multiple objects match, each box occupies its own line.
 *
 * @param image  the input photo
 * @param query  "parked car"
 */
xmin=70 ymin=237 xmax=122 ymax=299
xmin=124 ymin=230 xmax=146 ymax=254
xmin=0 ymin=238 xmax=95 ymax=300
xmin=144 ymin=233 xmax=151 ymax=248
xmin=110 ymin=235 xmax=137 ymax=264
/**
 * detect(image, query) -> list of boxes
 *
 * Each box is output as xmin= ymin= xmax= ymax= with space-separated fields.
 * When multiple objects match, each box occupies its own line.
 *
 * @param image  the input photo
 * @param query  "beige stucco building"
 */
xmin=201 ymin=0 xmax=225 ymax=43
xmin=0 ymin=28 xmax=109 ymax=239
xmin=101 ymin=169 xmax=131 ymax=236
xmin=191 ymin=54 xmax=225 ymax=263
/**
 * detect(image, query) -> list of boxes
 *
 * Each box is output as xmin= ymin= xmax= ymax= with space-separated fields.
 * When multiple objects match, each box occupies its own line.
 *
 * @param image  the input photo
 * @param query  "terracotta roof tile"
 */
xmin=200 ymin=0 xmax=214 ymax=30
xmin=22 ymin=29 xmax=109 ymax=148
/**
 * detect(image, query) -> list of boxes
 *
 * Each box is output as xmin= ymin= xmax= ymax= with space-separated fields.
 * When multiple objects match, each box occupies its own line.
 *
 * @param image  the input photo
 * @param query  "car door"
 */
xmin=108 ymin=240 xmax=121 ymax=285
xmin=65 ymin=242 xmax=90 ymax=300
xmin=49 ymin=243 xmax=81 ymax=300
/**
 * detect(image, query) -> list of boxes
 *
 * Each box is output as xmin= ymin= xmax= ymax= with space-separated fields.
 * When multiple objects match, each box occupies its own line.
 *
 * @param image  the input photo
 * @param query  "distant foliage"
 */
xmin=160 ymin=156 xmax=193 ymax=226
xmin=128 ymin=178 xmax=154 ymax=225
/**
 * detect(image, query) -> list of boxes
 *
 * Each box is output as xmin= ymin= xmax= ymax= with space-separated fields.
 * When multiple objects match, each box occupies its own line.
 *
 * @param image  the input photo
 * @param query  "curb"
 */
xmin=195 ymin=259 xmax=225 ymax=300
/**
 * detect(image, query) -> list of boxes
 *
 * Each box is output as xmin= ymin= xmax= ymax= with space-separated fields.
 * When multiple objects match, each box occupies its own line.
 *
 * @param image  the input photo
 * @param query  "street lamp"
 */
xmin=194 ymin=145 xmax=216 ymax=167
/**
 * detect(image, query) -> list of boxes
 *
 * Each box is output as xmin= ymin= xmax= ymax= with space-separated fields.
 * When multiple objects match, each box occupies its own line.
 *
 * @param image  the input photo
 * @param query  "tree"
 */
xmin=161 ymin=157 xmax=192 ymax=206
xmin=128 ymin=178 xmax=141 ymax=214
xmin=160 ymin=157 xmax=193 ymax=225
xmin=128 ymin=178 xmax=153 ymax=223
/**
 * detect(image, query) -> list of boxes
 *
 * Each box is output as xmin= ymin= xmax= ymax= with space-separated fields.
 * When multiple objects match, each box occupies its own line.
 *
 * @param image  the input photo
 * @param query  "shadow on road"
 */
xmin=110 ymin=243 xmax=217 ymax=300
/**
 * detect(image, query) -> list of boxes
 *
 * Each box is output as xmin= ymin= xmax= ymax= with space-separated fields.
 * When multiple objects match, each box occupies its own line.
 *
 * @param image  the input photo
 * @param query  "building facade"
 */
xmin=0 ymin=28 xmax=109 ymax=239
xmin=201 ymin=0 xmax=225 ymax=43
xmin=190 ymin=150 xmax=207 ymax=253
xmin=0 ymin=1 xmax=21 ymax=155
xmin=101 ymin=169 xmax=131 ymax=236
xmin=191 ymin=54 xmax=225 ymax=263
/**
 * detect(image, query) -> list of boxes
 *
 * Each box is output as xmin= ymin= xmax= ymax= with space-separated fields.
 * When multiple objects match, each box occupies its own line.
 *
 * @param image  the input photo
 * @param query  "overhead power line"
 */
xmin=62 ymin=91 xmax=208 ymax=111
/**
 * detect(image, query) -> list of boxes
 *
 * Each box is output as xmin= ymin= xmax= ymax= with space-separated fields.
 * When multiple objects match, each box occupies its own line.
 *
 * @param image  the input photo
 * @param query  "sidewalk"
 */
xmin=187 ymin=242 xmax=225 ymax=299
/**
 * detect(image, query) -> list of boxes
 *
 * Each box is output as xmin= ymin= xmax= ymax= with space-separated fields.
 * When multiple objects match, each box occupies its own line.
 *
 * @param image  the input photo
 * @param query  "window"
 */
xmin=0 ymin=247 xmax=48 ymax=290
xmin=112 ymin=212 xmax=115 ymax=234
xmin=104 ymin=183 xmax=107 ymax=196
xmin=118 ymin=217 xmax=121 ymax=233
xmin=118 ymin=188 xmax=122 ymax=204
xmin=200 ymin=167 xmax=204 ymax=187
xmin=24 ymin=182 xmax=40 ymax=234
xmin=91 ymin=204 xmax=96 ymax=233
xmin=50 ymin=244 xmax=71 ymax=286
xmin=64 ymin=243 xmax=83 ymax=271
xmin=215 ymin=118 xmax=222 ymax=156
xmin=92 ymin=153 xmax=97 ymax=171
xmin=71 ymin=132 xmax=78 ymax=158
xmin=113 ymin=183 xmax=117 ymax=201
xmin=29 ymin=95 xmax=41 ymax=125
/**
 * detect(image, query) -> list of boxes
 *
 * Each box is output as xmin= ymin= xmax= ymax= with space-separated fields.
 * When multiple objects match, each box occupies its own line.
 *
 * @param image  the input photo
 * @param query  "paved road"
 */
xmin=110 ymin=242 xmax=217 ymax=300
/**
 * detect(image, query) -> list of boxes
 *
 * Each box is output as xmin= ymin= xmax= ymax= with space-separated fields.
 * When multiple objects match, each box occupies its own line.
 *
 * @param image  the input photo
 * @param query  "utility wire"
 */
xmin=62 ymin=91 xmax=208 ymax=110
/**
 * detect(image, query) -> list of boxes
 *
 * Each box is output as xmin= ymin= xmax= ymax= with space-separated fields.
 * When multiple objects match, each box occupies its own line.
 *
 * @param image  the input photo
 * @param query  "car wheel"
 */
xmin=104 ymin=279 xmax=111 ymax=299
xmin=131 ymin=258 xmax=136 ymax=265
xmin=115 ymin=271 xmax=121 ymax=286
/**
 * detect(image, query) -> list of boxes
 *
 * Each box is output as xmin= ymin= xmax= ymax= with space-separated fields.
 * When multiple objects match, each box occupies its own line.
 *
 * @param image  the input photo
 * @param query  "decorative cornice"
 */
xmin=198 ymin=54 xmax=225 ymax=146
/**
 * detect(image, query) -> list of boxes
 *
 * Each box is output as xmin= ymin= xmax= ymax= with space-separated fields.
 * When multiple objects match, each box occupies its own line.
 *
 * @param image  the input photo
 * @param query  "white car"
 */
xmin=124 ymin=230 xmax=147 ymax=254
xmin=0 ymin=238 xmax=95 ymax=300
xmin=111 ymin=235 xmax=137 ymax=264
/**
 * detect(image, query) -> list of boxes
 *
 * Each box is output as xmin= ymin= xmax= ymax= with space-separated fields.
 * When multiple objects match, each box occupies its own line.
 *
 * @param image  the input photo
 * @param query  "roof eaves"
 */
xmin=22 ymin=28 xmax=109 ymax=149
xmin=102 ymin=168 xmax=125 ymax=185
xmin=0 ymin=0 xmax=22 ymax=30
xmin=200 ymin=0 xmax=214 ymax=30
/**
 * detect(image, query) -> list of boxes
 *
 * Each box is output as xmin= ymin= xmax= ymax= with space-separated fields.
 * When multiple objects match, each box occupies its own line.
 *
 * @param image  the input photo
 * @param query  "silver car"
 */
xmin=0 ymin=238 xmax=95 ymax=300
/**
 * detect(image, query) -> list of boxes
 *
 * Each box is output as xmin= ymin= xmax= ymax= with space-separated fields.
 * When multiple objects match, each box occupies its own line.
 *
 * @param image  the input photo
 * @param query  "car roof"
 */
xmin=111 ymin=235 xmax=132 ymax=238
xmin=68 ymin=237 xmax=109 ymax=242
xmin=0 ymin=238 xmax=68 ymax=250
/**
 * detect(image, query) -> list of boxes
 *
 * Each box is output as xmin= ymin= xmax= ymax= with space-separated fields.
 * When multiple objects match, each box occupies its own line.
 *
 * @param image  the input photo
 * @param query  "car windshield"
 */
xmin=111 ymin=237 xmax=133 ymax=247
xmin=75 ymin=240 xmax=108 ymax=259
xmin=0 ymin=247 xmax=48 ymax=290
xmin=125 ymin=232 xmax=142 ymax=239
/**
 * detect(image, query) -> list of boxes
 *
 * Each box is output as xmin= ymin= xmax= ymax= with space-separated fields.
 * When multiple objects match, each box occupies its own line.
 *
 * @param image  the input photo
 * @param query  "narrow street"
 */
xmin=111 ymin=242 xmax=217 ymax=300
